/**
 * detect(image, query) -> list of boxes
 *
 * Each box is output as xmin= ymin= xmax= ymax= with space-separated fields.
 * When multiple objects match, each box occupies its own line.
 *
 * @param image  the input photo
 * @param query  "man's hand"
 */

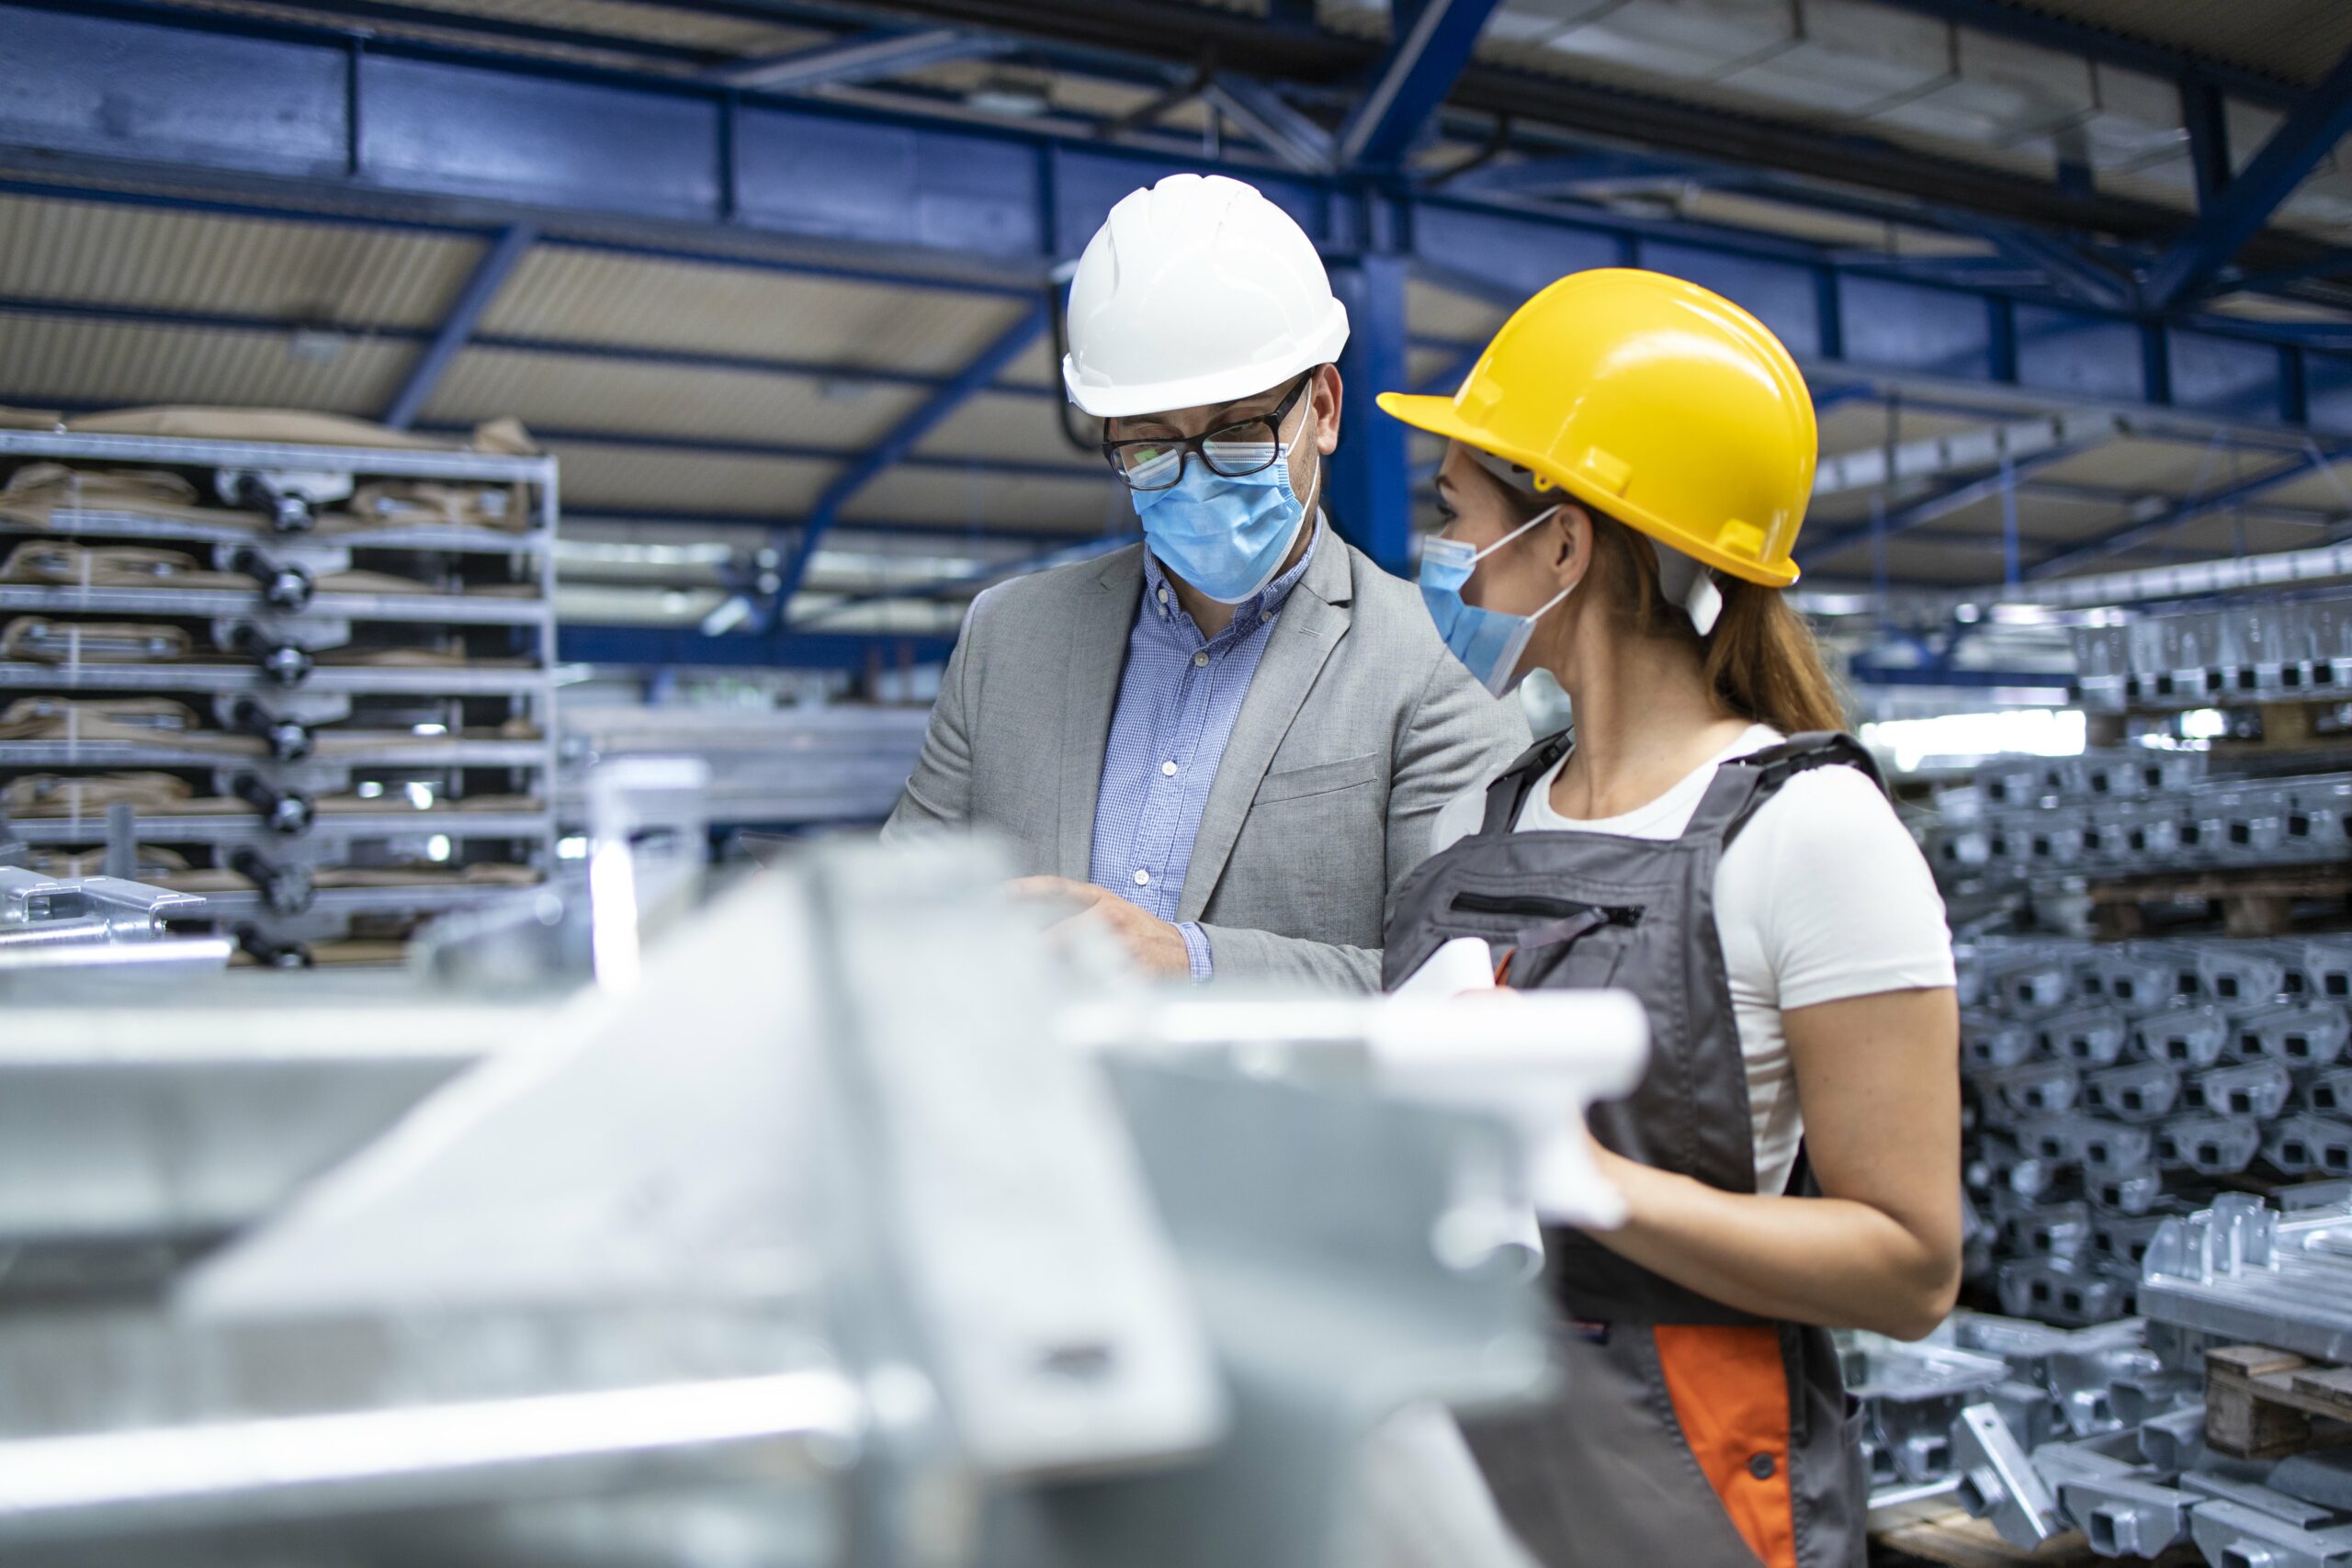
xmin=1009 ymin=874 xmax=1192 ymax=980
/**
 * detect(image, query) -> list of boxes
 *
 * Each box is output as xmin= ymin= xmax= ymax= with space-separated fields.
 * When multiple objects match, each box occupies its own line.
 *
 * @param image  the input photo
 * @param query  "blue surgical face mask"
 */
xmin=1419 ymin=505 xmax=1573 ymax=697
xmin=1128 ymin=406 xmax=1319 ymax=604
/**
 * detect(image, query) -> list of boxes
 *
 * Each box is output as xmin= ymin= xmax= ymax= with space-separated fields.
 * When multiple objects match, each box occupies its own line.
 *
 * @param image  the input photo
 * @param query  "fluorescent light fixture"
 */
xmin=1859 ymin=707 xmax=2086 ymax=773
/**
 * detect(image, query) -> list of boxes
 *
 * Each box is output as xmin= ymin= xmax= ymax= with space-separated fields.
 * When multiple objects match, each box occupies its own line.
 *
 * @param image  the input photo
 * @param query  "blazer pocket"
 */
xmin=1253 ymin=750 xmax=1380 ymax=806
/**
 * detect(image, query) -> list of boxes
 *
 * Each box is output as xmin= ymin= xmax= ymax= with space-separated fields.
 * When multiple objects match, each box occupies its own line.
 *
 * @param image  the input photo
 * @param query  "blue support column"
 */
xmin=1329 ymin=253 xmax=1414 ymax=576
xmin=771 ymin=299 xmax=1052 ymax=620
xmin=382 ymin=221 xmax=534 ymax=430
xmin=2144 ymin=45 xmax=2352 ymax=309
xmin=1337 ymin=0 xmax=1507 ymax=169
xmin=2180 ymin=74 xmax=2233 ymax=212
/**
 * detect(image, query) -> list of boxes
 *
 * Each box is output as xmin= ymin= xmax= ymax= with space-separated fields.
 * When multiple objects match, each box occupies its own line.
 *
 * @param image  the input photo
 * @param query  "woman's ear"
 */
xmin=1548 ymin=502 xmax=1593 ymax=588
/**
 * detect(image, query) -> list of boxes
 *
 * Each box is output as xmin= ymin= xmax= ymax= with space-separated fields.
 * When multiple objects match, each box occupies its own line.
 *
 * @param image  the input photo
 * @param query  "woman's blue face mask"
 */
xmin=1418 ymin=505 xmax=1573 ymax=697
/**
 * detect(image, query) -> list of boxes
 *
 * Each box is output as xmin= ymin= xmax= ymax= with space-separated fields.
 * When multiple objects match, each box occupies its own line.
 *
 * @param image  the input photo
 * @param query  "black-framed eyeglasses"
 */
xmin=1101 ymin=375 xmax=1311 ymax=492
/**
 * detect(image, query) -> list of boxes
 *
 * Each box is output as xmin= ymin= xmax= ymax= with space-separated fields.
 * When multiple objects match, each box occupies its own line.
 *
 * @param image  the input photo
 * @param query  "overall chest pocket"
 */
xmin=1448 ymin=891 xmax=1645 ymax=990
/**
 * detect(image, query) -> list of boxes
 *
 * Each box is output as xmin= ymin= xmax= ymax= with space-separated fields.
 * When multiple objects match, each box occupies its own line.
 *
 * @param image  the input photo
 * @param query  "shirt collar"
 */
xmin=1142 ymin=515 xmax=1322 ymax=643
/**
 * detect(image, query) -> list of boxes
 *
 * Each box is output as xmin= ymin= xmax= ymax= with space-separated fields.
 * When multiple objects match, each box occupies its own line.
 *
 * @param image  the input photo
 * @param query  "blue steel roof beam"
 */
xmin=2143 ymin=43 xmax=2352 ymax=310
xmin=2181 ymin=73 xmax=2233 ymax=213
xmin=558 ymin=625 xmax=955 ymax=669
xmin=565 ymin=508 xmax=1096 ymax=546
xmin=2023 ymin=446 xmax=2343 ymax=579
xmin=382 ymin=221 xmax=535 ymax=430
xmin=797 ymin=530 xmax=1137 ymax=626
xmin=1202 ymin=76 xmax=1335 ymax=175
xmin=0 ymin=293 xmax=1060 ymax=398
xmin=704 ymin=28 xmax=1016 ymax=90
xmin=149 ymin=0 xmax=726 ymax=66
xmin=772 ymin=300 xmax=1053 ymax=624
xmin=1336 ymin=0 xmax=1507 ymax=170
xmin=1438 ymin=150 xmax=1716 ymax=197
xmin=1800 ymin=444 xmax=2101 ymax=562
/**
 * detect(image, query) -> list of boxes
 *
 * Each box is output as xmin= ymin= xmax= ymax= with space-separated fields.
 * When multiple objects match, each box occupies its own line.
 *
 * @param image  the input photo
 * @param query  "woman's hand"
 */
xmin=1579 ymin=986 xmax=1962 ymax=1340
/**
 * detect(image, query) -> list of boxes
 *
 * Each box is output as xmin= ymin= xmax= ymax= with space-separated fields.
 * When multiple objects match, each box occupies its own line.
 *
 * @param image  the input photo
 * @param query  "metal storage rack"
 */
xmin=0 ymin=428 xmax=559 ymax=964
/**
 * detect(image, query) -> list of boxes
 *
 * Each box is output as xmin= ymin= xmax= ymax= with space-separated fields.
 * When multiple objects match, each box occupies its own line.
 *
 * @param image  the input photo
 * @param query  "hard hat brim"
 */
xmin=1374 ymin=389 xmax=1803 ymax=589
xmin=1065 ymin=303 xmax=1350 ymax=420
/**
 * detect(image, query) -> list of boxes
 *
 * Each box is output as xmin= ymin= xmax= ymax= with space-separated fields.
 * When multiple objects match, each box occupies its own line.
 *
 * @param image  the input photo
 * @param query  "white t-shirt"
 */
xmin=1427 ymin=725 xmax=1955 ymax=1194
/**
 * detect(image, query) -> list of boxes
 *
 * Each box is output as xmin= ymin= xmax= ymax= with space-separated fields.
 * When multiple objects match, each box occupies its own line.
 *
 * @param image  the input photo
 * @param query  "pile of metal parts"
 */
xmin=1861 ymin=1304 xmax=2352 ymax=1563
xmin=0 ymin=427 xmax=560 ymax=966
xmin=0 ymin=834 xmax=1653 ymax=1568
xmin=2141 ymin=1190 xmax=2352 ymax=1365
xmin=555 ymin=702 xmax=929 ymax=831
xmin=2073 ymin=592 xmax=2352 ymax=712
xmin=1926 ymin=747 xmax=2352 ymax=886
xmin=1957 ymin=937 xmax=2352 ymax=1329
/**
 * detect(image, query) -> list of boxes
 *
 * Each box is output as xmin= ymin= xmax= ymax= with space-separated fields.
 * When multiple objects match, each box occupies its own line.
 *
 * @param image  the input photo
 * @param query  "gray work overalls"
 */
xmin=1383 ymin=729 xmax=1876 ymax=1568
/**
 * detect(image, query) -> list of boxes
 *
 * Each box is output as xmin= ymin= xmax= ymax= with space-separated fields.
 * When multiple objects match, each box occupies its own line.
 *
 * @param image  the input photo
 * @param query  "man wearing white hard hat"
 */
xmin=885 ymin=173 xmax=1526 ymax=989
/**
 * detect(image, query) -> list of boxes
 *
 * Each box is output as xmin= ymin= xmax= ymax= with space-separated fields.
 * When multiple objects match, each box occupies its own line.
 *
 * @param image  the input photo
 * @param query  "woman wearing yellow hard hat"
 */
xmin=1378 ymin=270 xmax=1961 ymax=1568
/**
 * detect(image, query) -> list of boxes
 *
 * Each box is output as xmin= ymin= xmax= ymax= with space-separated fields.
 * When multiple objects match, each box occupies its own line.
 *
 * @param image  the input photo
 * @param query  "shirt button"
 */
xmin=1132 ymin=869 xmax=1150 ymax=886
xmin=1193 ymin=651 xmax=1209 ymax=668
xmin=1261 ymin=609 xmax=1274 ymax=621
xmin=1747 ymin=1452 xmax=1776 ymax=1482
xmin=1160 ymin=760 xmax=1179 ymax=776
xmin=1157 ymin=586 xmax=1169 ymax=603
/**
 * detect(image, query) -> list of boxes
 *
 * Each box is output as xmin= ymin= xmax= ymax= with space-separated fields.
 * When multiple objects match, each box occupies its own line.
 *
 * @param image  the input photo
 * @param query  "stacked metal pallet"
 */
xmin=0 ymin=427 xmax=558 ymax=965
xmin=1958 ymin=936 xmax=2352 ymax=1330
xmin=1926 ymin=749 xmax=2352 ymax=890
xmin=2073 ymin=592 xmax=2352 ymax=713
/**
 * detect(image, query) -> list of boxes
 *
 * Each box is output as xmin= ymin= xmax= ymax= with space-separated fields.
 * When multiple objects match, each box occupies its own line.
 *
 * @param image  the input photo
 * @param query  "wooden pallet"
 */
xmin=2204 ymin=1345 xmax=2352 ymax=1460
xmin=1871 ymin=1508 xmax=2199 ymax=1567
xmin=2087 ymin=866 xmax=2352 ymax=940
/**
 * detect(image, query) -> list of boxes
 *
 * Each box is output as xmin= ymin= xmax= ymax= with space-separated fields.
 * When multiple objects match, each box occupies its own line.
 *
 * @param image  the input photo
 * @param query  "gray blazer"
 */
xmin=882 ymin=525 xmax=1530 ymax=990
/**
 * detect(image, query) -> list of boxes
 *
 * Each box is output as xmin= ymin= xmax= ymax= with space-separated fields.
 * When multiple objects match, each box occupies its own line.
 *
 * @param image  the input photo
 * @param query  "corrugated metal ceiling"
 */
xmin=2003 ymin=1 xmax=2352 ymax=90
xmin=0 ymin=314 xmax=411 ymax=414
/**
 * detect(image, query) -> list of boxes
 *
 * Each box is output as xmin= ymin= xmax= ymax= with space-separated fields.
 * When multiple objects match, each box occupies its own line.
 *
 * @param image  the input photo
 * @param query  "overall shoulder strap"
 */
xmin=1481 ymin=727 xmax=1573 ymax=834
xmin=1680 ymin=729 xmax=1886 ymax=848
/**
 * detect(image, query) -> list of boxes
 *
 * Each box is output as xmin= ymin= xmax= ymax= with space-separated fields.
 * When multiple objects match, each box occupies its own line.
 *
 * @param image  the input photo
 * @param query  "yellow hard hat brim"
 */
xmin=1375 ymin=390 xmax=1802 ymax=589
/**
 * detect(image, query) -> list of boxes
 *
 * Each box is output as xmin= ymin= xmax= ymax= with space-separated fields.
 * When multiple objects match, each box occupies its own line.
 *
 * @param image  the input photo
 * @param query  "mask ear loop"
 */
xmin=1468 ymin=502 xmax=1564 ymax=563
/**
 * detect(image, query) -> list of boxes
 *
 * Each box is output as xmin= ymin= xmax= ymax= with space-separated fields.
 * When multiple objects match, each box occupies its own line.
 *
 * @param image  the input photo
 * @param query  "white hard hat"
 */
xmin=1062 ymin=173 xmax=1351 ymax=419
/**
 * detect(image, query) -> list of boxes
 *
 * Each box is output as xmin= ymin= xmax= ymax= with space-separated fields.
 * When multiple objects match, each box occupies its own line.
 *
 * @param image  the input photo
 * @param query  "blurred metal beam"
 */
xmin=2144 ymin=44 xmax=2352 ymax=309
xmin=772 ymin=300 xmax=1052 ymax=619
xmin=1337 ymin=0 xmax=1506 ymax=168
xmin=1202 ymin=76 xmax=1333 ymax=174
xmin=2024 ymin=446 xmax=2339 ymax=578
xmin=1812 ymin=412 xmax=2125 ymax=497
xmin=559 ymin=625 xmax=956 ymax=668
xmin=1803 ymin=444 xmax=2102 ymax=561
xmin=383 ymin=222 xmax=535 ymax=430
xmin=704 ymin=27 xmax=1014 ymax=90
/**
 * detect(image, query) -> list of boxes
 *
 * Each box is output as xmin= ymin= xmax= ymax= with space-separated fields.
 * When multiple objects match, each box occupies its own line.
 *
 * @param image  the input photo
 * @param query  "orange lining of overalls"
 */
xmin=1653 ymin=1324 xmax=1799 ymax=1568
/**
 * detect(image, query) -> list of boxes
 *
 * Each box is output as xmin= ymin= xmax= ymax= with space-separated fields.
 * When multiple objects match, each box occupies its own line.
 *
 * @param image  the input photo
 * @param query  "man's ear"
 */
xmin=1311 ymin=364 xmax=1343 ymax=456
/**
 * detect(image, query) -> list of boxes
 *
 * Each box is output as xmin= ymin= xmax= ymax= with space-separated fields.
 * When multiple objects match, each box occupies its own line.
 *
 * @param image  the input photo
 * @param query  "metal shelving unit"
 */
xmin=0 ymin=429 xmax=560 ymax=964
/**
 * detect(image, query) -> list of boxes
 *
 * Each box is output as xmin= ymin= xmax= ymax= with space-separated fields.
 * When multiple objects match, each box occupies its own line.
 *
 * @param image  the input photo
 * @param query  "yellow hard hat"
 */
xmin=1376 ymin=268 xmax=1816 ymax=588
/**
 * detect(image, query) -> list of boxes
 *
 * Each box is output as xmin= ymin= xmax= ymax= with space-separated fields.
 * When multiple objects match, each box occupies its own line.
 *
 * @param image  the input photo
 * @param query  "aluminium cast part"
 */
xmin=2156 ymin=1114 xmax=2265 ymax=1177
xmin=1950 ymin=1404 xmax=2064 ymax=1550
xmin=2268 ymin=1450 xmax=2352 ymax=1517
xmin=2086 ymin=1061 xmax=2183 ymax=1122
xmin=1997 ymin=1260 xmax=2127 ymax=1327
xmin=2284 ymin=779 xmax=2352 ymax=862
xmin=2307 ymin=1072 xmax=2352 ymax=1118
xmin=2196 ymin=947 xmax=2292 ymax=1008
xmin=2139 ymin=1194 xmax=2352 ymax=1364
xmin=2211 ymin=788 xmax=2294 ymax=867
xmin=2091 ymin=1213 xmax=2180 ymax=1278
xmin=2053 ymin=1469 xmax=2192 ymax=1559
xmin=2132 ymin=1005 xmax=2235 ymax=1070
xmin=2136 ymin=1404 xmax=2207 ymax=1472
xmin=2047 ymin=1341 xmax=2165 ymax=1438
xmin=2264 ymin=1117 xmax=2352 ymax=1180
xmin=2014 ymin=1115 xmax=2082 ymax=1165
xmin=2092 ymin=1166 xmax=2169 ymax=1215
xmin=1965 ymin=1014 xmax=2041 ymax=1072
xmin=2087 ymin=945 xmax=2198 ymax=1012
xmin=2107 ymin=1371 xmax=2202 ymax=1428
xmin=2187 ymin=1497 xmax=2352 ymax=1568
xmin=2002 ymin=1200 xmax=2093 ymax=1264
xmin=2183 ymin=1469 xmax=2346 ymax=1531
xmin=0 ymin=866 xmax=207 ymax=940
xmin=2185 ymin=1061 xmax=2298 ymax=1122
xmin=1842 ymin=1339 xmax=2010 ymax=1485
xmin=2296 ymin=940 xmax=2352 ymax=1003
xmin=1994 ymin=1061 xmax=2083 ymax=1119
xmin=2043 ymin=1007 xmax=2132 ymax=1068
xmin=2236 ymin=1003 xmax=2352 ymax=1070
xmin=2020 ymin=807 xmax=2094 ymax=872
xmin=2078 ymin=1121 xmax=2157 ymax=1179
xmin=1996 ymin=954 xmax=2080 ymax=1018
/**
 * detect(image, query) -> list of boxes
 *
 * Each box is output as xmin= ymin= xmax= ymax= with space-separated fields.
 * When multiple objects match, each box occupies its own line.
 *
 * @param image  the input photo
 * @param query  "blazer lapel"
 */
xmin=1178 ymin=524 xmax=1352 ymax=923
xmin=1057 ymin=545 xmax=1145 ymax=879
